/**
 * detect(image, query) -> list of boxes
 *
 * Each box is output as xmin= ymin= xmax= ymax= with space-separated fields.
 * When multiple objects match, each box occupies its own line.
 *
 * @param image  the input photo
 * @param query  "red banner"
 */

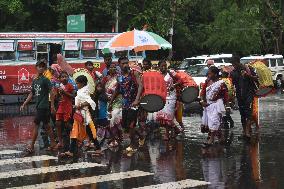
xmin=82 ymin=41 xmax=95 ymax=50
xmin=18 ymin=42 xmax=33 ymax=51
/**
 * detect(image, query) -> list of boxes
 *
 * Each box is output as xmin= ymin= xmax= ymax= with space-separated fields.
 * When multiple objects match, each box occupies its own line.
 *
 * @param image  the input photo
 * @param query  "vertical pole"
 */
xmin=115 ymin=0 xmax=119 ymax=33
xmin=168 ymin=0 xmax=176 ymax=60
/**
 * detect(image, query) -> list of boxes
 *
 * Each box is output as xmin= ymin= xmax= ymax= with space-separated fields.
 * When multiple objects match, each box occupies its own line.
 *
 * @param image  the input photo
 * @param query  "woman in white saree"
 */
xmin=200 ymin=66 xmax=229 ymax=146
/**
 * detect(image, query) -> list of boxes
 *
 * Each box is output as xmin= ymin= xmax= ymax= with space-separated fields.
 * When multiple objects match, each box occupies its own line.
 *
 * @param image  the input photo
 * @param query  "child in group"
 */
xmin=20 ymin=59 xmax=56 ymax=153
xmin=59 ymin=75 xmax=101 ymax=158
xmin=94 ymin=82 xmax=112 ymax=145
xmin=54 ymin=71 xmax=75 ymax=149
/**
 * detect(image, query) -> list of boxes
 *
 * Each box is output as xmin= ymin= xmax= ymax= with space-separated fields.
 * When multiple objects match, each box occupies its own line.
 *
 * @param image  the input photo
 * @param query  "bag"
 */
xmin=73 ymin=112 xmax=84 ymax=123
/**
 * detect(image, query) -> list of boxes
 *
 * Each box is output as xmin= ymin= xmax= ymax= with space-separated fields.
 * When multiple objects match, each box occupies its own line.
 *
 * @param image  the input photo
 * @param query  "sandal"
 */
xmin=92 ymin=149 xmax=103 ymax=157
xmin=108 ymin=140 xmax=118 ymax=148
xmin=25 ymin=146 xmax=35 ymax=154
xmin=126 ymin=146 xmax=137 ymax=153
xmin=58 ymin=151 xmax=74 ymax=158
xmin=47 ymin=144 xmax=57 ymax=151
xmin=139 ymin=138 xmax=145 ymax=147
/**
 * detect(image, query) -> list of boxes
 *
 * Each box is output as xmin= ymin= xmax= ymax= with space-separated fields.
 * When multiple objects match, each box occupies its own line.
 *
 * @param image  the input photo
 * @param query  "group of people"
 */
xmin=20 ymin=55 xmax=187 ymax=157
xmin=20 ymin=53 xmax=260 ymax=157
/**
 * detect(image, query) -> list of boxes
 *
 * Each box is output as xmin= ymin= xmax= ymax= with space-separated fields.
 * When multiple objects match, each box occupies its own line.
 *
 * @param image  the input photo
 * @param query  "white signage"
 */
xmin=12 ymin=84 xmax=32 ymax=93
xmin=98 ymin=41 xmax=107 ymax=49
xmin=0 ymin=43 xmax=14 ymax=51
xmin=0 ymin=70 xmax=6 ymax=80
xmin=64 ymin=40 xmax=79 ymax=50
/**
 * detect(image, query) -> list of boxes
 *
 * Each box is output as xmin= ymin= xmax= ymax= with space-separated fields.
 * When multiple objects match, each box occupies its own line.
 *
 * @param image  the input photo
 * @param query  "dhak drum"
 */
xmin=249 ymin=61 xmax=274 ymax=97
xmin=140 ymin=70 xmax=167 ymax=112
xmin=172 ymin=71 xmax=199 ymax=103
xmin=72 ymin=68 xmax=96 ymax=94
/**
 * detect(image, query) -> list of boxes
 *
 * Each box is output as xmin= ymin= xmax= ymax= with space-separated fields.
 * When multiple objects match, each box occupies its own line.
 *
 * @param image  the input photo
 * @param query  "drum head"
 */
xmin=255 ymin=87 xmax=273 ymax=97
xmin=181 ymin=87 xmax=199 ymax=103
xmin=140 ymin=94 xmax=165 ymax=113
xmin=73 ymin=68 xmax=96 ymax=94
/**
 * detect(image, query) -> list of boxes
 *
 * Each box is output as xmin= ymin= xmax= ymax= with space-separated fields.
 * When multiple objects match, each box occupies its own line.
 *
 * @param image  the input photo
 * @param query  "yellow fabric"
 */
xmin=249 ymin=61 xmax=273 ymax=87
xmin=175 ymin=101 xmax=183 ymax=123
xmin=70 ymin=120 xmax=97 ymax=142
xmin=222 ymin=78 xmax=234 ymax=101
xmin=252 ymin=97 xmax=259 ymax=127
xmin=43 ymin=70 xmax=52 ymax=80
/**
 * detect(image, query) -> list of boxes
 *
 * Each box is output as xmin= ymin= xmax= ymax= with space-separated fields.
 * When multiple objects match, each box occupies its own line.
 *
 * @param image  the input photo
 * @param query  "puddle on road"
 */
xmin=0 ymin=96 xmax=283 ymax=189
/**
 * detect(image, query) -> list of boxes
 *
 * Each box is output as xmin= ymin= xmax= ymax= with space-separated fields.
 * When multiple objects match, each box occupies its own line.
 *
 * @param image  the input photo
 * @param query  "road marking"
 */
xmin=0 ymin=162 xmax=105 ymax=179
xmin=8 ymin=170 xmax=154 ymax=189
xmin=0 ymin=155 xmax=57 ymax=166
xmin=0 ymin=150 xmax=22 ymax=155
xmin=133 ymin=179 xmax=210 ymax=189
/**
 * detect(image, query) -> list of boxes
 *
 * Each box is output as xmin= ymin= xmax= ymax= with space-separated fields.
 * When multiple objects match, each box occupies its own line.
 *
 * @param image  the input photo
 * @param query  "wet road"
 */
xmin=0 ymin=95 xmax=283 ymax=189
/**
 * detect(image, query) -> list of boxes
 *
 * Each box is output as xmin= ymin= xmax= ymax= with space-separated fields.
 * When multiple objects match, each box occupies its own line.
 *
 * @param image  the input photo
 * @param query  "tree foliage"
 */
xmin=0 ymin=0 xmax=283 ymax=59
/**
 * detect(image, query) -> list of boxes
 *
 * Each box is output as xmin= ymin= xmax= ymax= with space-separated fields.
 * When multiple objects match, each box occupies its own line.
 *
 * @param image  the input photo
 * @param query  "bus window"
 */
xmin=114 ymin=51 xmax=128 ymax=58
xmin=18 ymin=41 xmax=35 ymax=61
xmin=65 ymin=51 xmax=79 ymax=58
xmin=270 ymin=59 xmax=276 ymax=67
xmin=0 ymin=52 xmax=15 ymax=61
xmin=129 ymin=50 xmax=143 ymax=57
xmin=277 ymin=58 xmax=284 ymax=66
xmin=0 ymin=41 xmax=15 ymax=61
xmin=81 ymin=41 xmax=96 ymax=58
xmin=19 ymin=51 xmax=35 ymax=61
xmin=37 ymin=44 xmax=48 ymax=52
xmin=36 ymin=43 xmax=48 ymax=61
xmin=64 ymin=40 xmax=79 ymax=59
xmin=97 ymin=41 xmax=107 ymax=59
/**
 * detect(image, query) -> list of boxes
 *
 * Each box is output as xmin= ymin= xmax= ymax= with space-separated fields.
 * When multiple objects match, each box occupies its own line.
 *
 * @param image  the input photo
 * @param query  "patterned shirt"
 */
xmin=117 ymin=71 xmax=138 ymax=109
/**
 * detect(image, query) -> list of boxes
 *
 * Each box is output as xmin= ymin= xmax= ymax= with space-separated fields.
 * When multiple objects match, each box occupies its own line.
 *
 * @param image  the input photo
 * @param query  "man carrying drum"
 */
xmin=142 ymin=59 xmax=152 ymax=71
xmin=230 ymin=56 xmax=258 ymax=140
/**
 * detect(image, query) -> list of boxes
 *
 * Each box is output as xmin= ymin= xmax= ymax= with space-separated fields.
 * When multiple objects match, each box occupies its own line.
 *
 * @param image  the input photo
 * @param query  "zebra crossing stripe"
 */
xmin=0 ymin=155 xmax=57 ymax=166
xmin=0 ymin=150 xmax=22 ymax=155
xmin=8 ymin=170 xmax=154 ymax=189
xmin=0 ymin=162 xmax=105 ymax=179
xmin=132 ymin=179 xmax=210 ymax=189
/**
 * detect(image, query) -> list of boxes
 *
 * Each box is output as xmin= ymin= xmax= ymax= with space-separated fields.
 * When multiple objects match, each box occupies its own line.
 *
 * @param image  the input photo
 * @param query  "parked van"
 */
xmin=178 ymin=54 xmax=232 ymax=71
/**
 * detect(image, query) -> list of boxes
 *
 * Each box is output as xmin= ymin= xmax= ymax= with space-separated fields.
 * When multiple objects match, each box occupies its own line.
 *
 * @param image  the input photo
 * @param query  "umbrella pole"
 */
xmin=135 ymin=51 xmax=138 ymax=64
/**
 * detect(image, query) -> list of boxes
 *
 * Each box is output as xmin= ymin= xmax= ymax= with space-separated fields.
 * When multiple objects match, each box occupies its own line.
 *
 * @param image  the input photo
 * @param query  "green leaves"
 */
xmin=0 ymin=0 xmax=283 ymax=58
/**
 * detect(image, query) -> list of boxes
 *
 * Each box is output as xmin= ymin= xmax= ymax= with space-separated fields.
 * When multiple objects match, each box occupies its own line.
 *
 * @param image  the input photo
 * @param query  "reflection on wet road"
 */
xmin=0 ymin=95 xmax=283 ymax=188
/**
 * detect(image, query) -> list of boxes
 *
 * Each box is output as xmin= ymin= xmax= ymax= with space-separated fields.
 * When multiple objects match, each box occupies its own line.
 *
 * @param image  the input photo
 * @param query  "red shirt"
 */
xmin=56 ymin=83 xmax=74 ymax=114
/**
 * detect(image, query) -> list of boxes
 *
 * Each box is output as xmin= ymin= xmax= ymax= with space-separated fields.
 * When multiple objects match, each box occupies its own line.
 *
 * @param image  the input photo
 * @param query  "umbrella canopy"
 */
xmin=103 ymin=29 xmax=172 ymax=53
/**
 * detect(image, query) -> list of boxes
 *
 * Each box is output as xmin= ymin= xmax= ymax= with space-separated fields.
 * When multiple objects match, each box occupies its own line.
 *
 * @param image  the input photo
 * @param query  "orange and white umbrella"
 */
xmin=102 ymin=29 xmax=172 ymax=53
